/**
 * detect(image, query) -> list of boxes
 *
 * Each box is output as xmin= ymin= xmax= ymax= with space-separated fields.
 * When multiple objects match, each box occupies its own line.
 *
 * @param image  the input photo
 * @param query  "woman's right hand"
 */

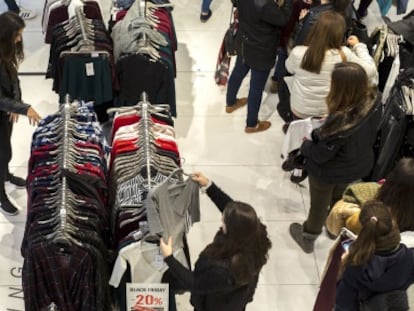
xmin=26 ymin=107 xmax=41 ymax=126
xmin=299 ymin=9 xmax=309 ymax=20
xmin=191 ymin=172 xmax=210 ymax=187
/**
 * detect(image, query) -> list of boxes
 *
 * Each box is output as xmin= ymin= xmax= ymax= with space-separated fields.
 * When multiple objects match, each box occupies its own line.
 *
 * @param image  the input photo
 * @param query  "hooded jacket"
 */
xmin=300 ymin=94 xmax=382 ymax=183
xmin=335 ymin=244 xmax=414 ymax=310
xmin=235 ymin=0 xmax=292 ymax=71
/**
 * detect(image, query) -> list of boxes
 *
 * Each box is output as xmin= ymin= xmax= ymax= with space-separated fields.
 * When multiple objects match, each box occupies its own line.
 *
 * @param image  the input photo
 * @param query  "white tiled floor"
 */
xmin=0 ymin=0 xmax=412 ymax=310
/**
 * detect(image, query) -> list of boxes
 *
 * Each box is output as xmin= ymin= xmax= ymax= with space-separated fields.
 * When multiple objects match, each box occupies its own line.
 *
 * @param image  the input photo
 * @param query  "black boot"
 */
xmin=289 ymin=223 xmax=318 ymax=253
xmin=6 ymin=172 xmax=26 ymax=188
xmin=0 ymin=197 xmax=19 ymax=216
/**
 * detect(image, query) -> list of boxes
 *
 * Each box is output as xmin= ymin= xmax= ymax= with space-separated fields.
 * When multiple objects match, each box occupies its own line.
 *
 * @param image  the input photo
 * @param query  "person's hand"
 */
xmin=191 ymin=171 xmax=210 ymax=187
xmin=26 ymin=107 xmax=41 ymax=126
xmin=275 ymin=0 xmax=285 ymax=7
xmin=341 ymin=250 xmax=349 ymax=262
xmin=347 ymin=35 xmax=360 ymax=47
xmin=8 ymin=112 xmax=19 ymax=123
xmin=299 ymin=9 xmax=309 ymax=20
xmin=160 ymin=236 xmax=173 ymax=258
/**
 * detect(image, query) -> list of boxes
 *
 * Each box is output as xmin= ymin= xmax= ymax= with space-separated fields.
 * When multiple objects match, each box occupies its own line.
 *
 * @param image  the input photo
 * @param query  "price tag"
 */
xmin=85 ymin=62 xmax=94 ymax=76
xmin=153 ymin=253 xmax=164 ymax=270
xmin=127 ymin=283 xmax=169 ymax=311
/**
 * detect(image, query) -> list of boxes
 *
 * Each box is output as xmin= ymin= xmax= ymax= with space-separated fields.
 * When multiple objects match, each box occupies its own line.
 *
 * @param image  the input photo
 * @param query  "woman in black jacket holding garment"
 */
xmin=289 ymin=62 xmax=382 ymax=253
xmin=0 ymin=12 xmax=41 ymax=215
xmin=160 ymin=172 xmax=272 ymax=311
xmin=225 ymin=0 xmax=292 ymax=133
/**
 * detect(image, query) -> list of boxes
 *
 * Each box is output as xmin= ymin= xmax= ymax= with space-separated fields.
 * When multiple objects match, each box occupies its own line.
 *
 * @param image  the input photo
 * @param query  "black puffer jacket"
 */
xmin=301 ymin=94 xmax=382 ymax=183
xmin=235 ymin=0 xmax=292 ymax=71
xmin=294 ymin=2 xmax=353 ymax=46
xmin=335 ymin=244 xmax=414 ymax=311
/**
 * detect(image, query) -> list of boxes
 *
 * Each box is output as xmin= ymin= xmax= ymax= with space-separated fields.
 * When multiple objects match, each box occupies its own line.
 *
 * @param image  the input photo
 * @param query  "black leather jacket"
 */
xmin=0 ymin=61 xmax=30 ymax=116
xmin=235 ymin=0 xmax=292 ymax=70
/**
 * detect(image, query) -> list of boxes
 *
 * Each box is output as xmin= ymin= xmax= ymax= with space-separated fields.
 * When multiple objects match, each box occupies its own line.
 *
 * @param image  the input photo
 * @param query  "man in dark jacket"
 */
xmin=225 ymin=0 xmax=292 ymax=133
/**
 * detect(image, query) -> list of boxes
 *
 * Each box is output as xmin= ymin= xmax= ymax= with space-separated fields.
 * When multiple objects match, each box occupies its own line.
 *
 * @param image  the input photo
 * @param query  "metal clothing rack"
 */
xmin=60 ymin=100 xmax=71 ymax=232
xmin=60 ymin=6 xmax=110 ymax=57
xmin=140 ymin=92 xmax=153 ymax=190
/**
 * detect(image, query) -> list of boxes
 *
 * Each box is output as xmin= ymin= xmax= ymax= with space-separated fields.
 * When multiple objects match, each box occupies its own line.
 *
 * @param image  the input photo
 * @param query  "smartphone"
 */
xmin=341 ymin=227 xmax=357 ymax=240
xmin=341 ymin=238 xmax=354 ymax=252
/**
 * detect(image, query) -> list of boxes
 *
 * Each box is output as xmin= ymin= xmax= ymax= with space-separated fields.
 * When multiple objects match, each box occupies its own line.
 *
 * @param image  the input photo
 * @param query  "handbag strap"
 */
xmin=229 ymin=6 xmax=234 ymax=26
xmin=338 ymin=48 xmax=347 ymax=62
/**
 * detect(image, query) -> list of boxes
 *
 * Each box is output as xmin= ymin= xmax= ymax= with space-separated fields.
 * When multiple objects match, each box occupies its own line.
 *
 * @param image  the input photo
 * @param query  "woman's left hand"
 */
xmin=160 ymin=236 xmax=173 ymax=258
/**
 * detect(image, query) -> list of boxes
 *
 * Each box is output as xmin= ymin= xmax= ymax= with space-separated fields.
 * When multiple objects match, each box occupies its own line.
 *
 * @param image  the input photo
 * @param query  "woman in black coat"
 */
xmin=160 ymin=172 xmax=272 ymax=311
xmin=225 ymin=0 xmax=292 ymax=133
xmin=289 ymin=62 xmax=382 ymax=253
xmin=0 ymin=12 xmax=41 ymax=215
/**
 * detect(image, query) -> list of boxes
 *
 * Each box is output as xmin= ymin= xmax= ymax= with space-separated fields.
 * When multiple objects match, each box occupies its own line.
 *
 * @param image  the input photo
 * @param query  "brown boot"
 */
xmin=245 ymin=121 xmax=271 ymax=133
xmin=226 ymin=97 xmax=247 ymax=113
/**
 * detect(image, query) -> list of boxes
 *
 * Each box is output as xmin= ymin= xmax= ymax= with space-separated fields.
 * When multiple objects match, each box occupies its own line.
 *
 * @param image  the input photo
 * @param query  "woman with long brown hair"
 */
xmin=336 ymin=200 xmax=414 ymax=310
xmin=289 ymin=62 xmax=381 ymax=253
xmin=160 ymin=172 xmax=272 ymax=311
xmin=285 ymin=11 xmax=377 ymax=120
xmin=0 ymin=11 xmax=41 ymax=215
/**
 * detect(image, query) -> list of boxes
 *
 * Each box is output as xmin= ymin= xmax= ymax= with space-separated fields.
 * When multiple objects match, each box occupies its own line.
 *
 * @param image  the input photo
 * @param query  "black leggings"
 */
xmin=357 ymin=0 xmax=373 ymax=15
xmin=0 ymin=113 xmax=13 ymax=201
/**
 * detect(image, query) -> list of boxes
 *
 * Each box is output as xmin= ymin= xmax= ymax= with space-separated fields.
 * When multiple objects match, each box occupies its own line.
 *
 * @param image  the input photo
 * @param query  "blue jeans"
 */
xmin=4 ymin=0 xmax=19 ymax=13
xmin=226 ymin=56 xmax=270 ymax=127
xmin=201 ymin=0 xmax=212 ymax=13
xmin=271 ymin=47 xmax=288 ymax=81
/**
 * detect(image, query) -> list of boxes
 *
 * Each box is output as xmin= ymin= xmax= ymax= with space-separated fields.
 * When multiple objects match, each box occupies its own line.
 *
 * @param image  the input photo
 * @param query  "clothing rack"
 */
xmin=60 ymin=102 xmax=70 ymax=232
xmin=23 ymin=100 xmax=111 ymax=311
xmin=140 ymin=92 xmax=153 ymax=190
xmin=75 ymin=6 xmax=89 ymax=48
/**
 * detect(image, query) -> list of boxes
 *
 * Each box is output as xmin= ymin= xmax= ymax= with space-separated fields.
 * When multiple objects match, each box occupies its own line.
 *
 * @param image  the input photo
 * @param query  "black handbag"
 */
xmin=350 ymin=18 xmax=370 ymax=47
xmin=348 ymin=4 xmax=371 ymax=50
xmin=224 ymin=6 xmax=238 ymax=56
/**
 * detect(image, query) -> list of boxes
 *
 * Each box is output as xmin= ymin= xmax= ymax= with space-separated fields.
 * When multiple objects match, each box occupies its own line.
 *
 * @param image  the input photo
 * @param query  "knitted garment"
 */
xmin=342 ymin=182 xmax=381 ymax=205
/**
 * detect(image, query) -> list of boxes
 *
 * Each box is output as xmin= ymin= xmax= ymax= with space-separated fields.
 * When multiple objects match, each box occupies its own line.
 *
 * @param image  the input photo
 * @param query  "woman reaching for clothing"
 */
xmin=285 ymin=11 xmax=377 ymax=120
xmin=0 ymin=12 xmax=41 ymax=215
xmin=160 ymin=172 xmax=272 ymax=311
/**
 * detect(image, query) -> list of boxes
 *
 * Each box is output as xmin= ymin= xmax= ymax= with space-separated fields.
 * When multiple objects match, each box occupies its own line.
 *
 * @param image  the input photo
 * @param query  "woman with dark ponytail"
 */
xmin=335 ymin=200 xmax=414 ymax=310
xmin=160 ymin=172 xmax=272 ymax=311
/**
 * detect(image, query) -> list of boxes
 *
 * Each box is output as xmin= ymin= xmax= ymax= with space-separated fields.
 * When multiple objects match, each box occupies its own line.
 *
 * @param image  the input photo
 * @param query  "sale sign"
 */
xmin=126 ymin=283 xmax=169 ymax=311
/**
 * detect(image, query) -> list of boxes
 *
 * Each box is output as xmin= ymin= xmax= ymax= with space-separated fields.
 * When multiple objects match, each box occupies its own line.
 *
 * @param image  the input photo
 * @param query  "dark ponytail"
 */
xmin=344 ymin=200 xmax=400 ymax=267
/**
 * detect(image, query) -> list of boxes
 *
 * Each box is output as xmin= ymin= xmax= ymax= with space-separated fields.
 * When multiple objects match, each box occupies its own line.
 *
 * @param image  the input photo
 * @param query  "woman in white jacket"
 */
xmin=285 ymin=11 xmax=377 ymax=119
